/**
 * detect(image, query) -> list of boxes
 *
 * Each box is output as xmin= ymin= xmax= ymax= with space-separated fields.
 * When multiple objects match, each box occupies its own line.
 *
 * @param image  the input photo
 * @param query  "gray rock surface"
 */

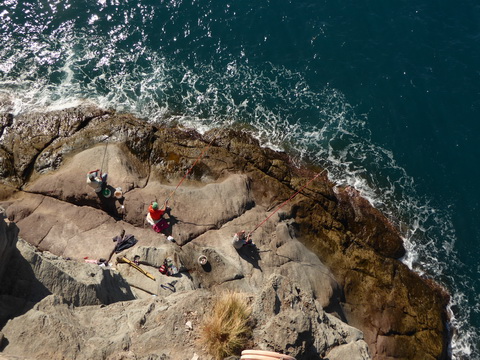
xmin=0 ymin=208 xmax=20 ymax=328
xmin=0 ymin=144 xmax=365 ymax=359
xmin=0 ymin=105 xmax=450 ymax=359
xmin=327 ymin=341 xmax=371 ymax=360
xmin=251 ymin=273 xmax=370 ymax=359
xmin=12 ymin=239 xmax=135 ymax=306
xmin=1 ymin=279 xmax=369 ymax=360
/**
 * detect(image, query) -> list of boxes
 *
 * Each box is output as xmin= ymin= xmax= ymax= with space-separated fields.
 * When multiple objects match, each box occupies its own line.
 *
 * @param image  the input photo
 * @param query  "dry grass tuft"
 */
xmin=199 ymin=291 xmax=253 ymax=359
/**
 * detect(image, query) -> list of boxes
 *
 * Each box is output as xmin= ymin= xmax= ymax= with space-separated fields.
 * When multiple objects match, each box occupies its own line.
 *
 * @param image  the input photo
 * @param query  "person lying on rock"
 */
xmin=232 ymin=230 xmax=255 ymax=250
xmin=86 ymin=169 xmax=107 ymax=193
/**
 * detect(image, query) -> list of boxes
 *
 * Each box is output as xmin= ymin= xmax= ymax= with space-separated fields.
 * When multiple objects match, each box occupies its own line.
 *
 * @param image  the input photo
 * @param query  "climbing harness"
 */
xmin=164 ymin=128 xmax=222 ymax=203
xmin=247 ymin=169 xmax=326 ymax=238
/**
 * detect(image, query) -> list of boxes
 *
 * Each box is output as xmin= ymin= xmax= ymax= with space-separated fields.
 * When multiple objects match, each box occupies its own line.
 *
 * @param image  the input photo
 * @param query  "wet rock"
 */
xmin=0 ymin=113 xmax=13 ymax=137
xmin=334 ymin=185 xmax=405 ymax=259
xmin=295 ymin=199 xmax=450 ymax=359
xmin=0 ymin=148 xmax=15 ymax=180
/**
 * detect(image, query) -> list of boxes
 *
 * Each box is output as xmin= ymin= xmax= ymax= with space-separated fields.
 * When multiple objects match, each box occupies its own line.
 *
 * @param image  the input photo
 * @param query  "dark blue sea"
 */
xmin=1 ymin=0 xmax=479 ymax=357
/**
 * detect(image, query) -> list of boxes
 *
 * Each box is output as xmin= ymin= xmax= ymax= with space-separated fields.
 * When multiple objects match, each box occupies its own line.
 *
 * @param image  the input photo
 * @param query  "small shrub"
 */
xmin=199 ymin=291 xmax=253 ymax=359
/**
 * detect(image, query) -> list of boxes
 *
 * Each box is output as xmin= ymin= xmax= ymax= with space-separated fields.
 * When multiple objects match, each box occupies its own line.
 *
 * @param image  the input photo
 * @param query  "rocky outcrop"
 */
xmin=0 ymin=106 xmax=449 ymax=359
xmin=6 ymin=239 xmax=135 ymax=306
xmin=1 ymin=280 xmax=369 ymax=360
xmin=293 ymin=192 xmax=450 ymax=359
xmin=0 ymin=215 xmax=134 ymax=330
xmin=251 ymin=273 xmax=369 ymax=359
xmin=0 ymin=106 xmax=109 ymax=180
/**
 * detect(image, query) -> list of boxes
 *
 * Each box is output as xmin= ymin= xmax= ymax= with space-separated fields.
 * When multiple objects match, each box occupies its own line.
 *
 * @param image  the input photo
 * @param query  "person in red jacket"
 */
xmin=148 ymin=200 xmax=168 ymax=223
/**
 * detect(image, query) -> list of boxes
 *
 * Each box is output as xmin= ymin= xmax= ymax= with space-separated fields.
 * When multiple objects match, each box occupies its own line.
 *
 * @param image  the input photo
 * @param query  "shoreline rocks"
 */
xmin=0 ymin=106 xmax=450 ymax=359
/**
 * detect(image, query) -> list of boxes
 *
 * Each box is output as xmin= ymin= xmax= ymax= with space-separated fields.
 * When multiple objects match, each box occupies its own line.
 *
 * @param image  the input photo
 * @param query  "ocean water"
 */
xmin=1 ymin=0 xmax=479 ymax=358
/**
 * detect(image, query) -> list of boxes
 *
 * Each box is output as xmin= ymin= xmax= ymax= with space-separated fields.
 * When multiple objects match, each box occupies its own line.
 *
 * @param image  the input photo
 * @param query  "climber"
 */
xmin=86 ymin=169 xmax=107 ymax=193
xmin=146 ymin=200 xmax=172 ymax=233
xmin=147 ymin=200 xmax=169 ymax=224
xmin=232 ymin=230 xmax=254 ymax=250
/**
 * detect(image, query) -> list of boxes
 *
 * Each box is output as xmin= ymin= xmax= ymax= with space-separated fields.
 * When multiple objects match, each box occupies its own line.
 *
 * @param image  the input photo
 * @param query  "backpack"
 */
xmin=159 ymin=264 xmax=169 ymax=275
xmin=159 ymin=259 xmax=170 ymax=275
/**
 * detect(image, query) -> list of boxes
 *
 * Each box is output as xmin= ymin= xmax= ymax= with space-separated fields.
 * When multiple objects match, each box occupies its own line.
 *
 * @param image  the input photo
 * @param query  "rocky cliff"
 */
xmin=0 ymin=105 xmax=449 ymax=359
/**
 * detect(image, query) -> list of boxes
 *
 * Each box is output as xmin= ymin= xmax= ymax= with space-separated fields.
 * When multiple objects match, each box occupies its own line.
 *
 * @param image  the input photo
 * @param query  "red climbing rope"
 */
xmin=165 ymin=129 xmax=221 ymax=203
xmin=247 ymin=169 xmax=326 ymax=238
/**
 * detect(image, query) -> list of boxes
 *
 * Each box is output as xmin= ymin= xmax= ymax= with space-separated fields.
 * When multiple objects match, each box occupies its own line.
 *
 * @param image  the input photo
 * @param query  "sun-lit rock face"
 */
xmin=0 ymin=106 xmax=449 ymax=359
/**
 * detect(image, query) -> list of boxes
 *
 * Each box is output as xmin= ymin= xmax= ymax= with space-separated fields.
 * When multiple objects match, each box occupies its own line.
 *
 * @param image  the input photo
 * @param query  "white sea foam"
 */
xmin=0 ymin=4 xmax=477 ymax=358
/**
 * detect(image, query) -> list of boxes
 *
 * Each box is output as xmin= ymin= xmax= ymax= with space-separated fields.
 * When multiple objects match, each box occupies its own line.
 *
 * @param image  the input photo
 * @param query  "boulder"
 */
xmin=251 ymin=273 xmax=369 ymax=359
xmin=2 ymin=239 xmax=135 ymax=307
xmin=25 ymin=143 xmax=149 ymax=204
xmin=0 ymin=278 xmax=370 ymax=360
xmin=6 ymin=194 xmax=119 ymax=260
xmin=0 ymin=208 xmax=21 ymax=327
xmin=122 ymin=174 xmax=254 ymax=243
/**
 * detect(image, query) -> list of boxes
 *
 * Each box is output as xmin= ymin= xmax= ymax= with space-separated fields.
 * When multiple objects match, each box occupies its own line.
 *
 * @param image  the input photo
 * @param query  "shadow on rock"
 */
xmin=238 ymin=245 xmax=262 ymax=271
xmin=200 ymin=262 xmax=212 ymax=273
xmin=161 ymin=215 xmax=177 ymax=237
xmin=0 ymin=335 xmax=9 ymax=352
xmin=0 ymin=247 xmax=51 ymax=328
xmin=324 ymin=292 xmax=348 ymax=323
xmin=96 ymin=185 xmax=123 ymax=220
